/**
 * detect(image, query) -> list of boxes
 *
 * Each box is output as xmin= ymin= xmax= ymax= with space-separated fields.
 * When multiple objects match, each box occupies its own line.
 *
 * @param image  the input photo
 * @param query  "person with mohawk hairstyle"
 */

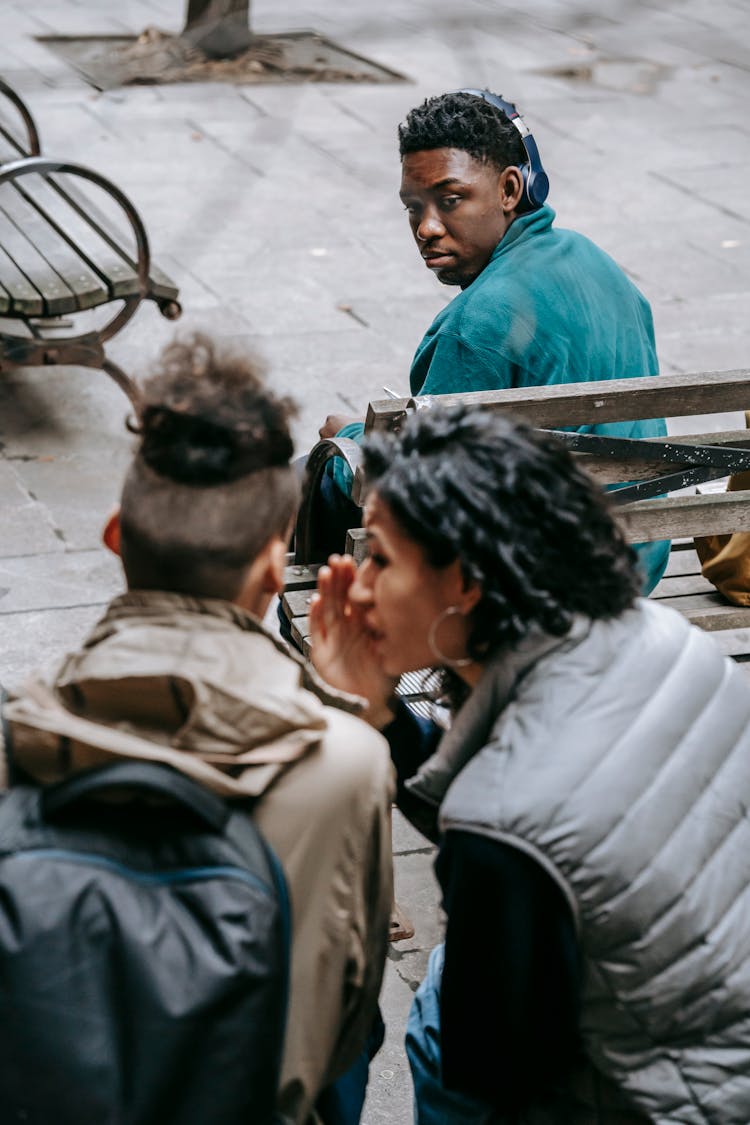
xmin=0 ymin=333 xmax=394 ymax=1125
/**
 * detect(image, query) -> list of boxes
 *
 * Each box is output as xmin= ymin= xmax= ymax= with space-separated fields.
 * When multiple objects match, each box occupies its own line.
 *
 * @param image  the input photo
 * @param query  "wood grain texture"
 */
xmin=366 ymin=371 xmax=750 ymax=431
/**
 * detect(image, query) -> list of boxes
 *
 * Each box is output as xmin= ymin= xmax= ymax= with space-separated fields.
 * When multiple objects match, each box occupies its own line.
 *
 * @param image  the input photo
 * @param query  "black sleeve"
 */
xmin=381 ymin=701 xmax=443 ymax=842
xmin=436 ymin=831 xmax=581 ymax=1115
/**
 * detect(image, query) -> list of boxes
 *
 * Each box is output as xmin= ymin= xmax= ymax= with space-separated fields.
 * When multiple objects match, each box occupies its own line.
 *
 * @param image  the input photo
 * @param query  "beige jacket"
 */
xmin=1 ymin=591 xmax=395 ymax=1125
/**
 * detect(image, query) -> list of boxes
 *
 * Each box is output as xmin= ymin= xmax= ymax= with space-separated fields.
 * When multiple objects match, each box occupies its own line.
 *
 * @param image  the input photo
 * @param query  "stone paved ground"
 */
xmin=0 ymin=1 xmax=749 ymax=1121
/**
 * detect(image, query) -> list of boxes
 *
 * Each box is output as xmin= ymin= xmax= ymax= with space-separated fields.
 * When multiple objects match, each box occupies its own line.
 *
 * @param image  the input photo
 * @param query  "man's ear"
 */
xmin=234 ymin=536 xmax=288 ymax=615
xmin=499 ymin=165 xmax=524 ymax=213
xmin=102 ymin=509 xmax=122 ymax=557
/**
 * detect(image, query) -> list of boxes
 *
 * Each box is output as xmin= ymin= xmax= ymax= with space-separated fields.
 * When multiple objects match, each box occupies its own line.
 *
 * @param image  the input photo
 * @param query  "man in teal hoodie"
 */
xmin=319 ymin=90 xmax=669 ymax=593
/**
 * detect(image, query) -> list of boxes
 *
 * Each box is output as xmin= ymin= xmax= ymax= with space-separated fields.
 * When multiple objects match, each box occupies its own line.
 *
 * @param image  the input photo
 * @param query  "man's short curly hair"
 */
xmin=398 ymin=91 xmax=527 ymax=173
xmin=362 ymin=405 xmax=640 ymax=661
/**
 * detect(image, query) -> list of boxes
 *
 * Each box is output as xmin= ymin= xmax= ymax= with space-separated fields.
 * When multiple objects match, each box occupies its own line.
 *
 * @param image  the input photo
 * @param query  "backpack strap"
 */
xmin=42 ymin=760 xmax=231 ymax=832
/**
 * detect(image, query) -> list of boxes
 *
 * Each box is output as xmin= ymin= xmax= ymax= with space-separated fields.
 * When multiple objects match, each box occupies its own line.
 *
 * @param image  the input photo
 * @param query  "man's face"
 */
xmin=399 ymin=148 xmax=515 ymax=288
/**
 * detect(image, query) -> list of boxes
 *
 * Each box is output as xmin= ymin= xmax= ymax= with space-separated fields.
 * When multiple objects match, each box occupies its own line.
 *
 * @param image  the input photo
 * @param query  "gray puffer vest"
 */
xmin=432 ymin=600 xmax=750 ymax=1124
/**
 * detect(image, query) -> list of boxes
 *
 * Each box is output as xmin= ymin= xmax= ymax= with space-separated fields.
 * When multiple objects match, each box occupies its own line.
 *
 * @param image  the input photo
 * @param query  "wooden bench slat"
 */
xmin=0 ymin=192 xmax=78 ymax=315
xmin=1 ymin=183 xmax=109 ymax=311
xmin=345 ymin=527 xmax=368 ymax=563
xmin=663 ymin=548 xmax=700 ymax=578
xmin=291 ymin=616 xmax=310 ymax=651
xmin=0 ymin=237 xmax=43 ymax=314
xmin=283 ymin=562 xmax=321 ymax=591
xmin=346 ymin=497 xmax=745 ymax=556
xmin=366 ymin=370 xmax=750 ymax=432
xmin=282 ymin=588 xmax=317 ymax=620
xmin=618 ymin=490 xmax=750 ymax=543
xmin=47 ymin=173 xmax=179 ymax=301
xmin=658 ymin=592 xmax=750 ymax=632
xmin=652 ymin=573 xmax=714 ymax=598
xmin=13 ymin=173 xmax=139 ymax=301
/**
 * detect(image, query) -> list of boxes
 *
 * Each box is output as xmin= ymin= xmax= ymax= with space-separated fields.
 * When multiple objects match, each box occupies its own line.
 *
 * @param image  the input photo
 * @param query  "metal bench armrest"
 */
xmin=294 ymin=436 xmax=363 ymax=565
xmin=0 ymin=155 xmax=151 ymax=328
xmin=0 ymin=79 xmax=41 ymax=157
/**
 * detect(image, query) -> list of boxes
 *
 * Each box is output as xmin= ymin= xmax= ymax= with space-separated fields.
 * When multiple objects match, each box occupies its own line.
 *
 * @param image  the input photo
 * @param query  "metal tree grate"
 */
xmin=37 ymin=30 xmax=408 ymax=92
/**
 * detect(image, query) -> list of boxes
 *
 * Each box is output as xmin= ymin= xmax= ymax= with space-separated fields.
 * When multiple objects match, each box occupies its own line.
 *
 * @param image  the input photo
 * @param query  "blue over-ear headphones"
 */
xmin=459 ymin=89 xmax=549 ymax=213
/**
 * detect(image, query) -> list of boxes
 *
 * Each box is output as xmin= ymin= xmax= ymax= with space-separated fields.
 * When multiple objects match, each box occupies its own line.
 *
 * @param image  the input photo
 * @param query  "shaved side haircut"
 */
xmin=120 ymin=333 xmax=299 ymax=601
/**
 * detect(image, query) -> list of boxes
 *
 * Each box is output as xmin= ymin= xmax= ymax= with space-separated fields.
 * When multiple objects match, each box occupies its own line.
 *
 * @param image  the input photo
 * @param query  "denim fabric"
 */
xmin=633 ymin=538 xmax=670 ymax=595
xmin=316 ymin=1009 xmax=386 ymax=1125
xmin=328 ymin=422 xmax=365 ymax=498
xmin=406 ymin=945 xmax=497 ymax=1125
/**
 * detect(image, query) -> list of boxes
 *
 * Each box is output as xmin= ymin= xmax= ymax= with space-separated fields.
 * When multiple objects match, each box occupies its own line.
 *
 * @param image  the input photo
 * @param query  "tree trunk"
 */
xmin=183 ymin=0 xmax=252 ymax=58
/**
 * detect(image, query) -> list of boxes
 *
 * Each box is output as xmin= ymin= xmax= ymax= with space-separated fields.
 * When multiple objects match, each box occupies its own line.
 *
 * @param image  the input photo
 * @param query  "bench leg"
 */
xmin=102 ymin=356 xmax=140 ymax=408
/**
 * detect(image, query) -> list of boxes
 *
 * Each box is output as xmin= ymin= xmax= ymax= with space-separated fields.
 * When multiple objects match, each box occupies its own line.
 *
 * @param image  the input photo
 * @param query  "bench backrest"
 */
xmin=341 ymin=370 xmax=750 ymax=548
xmin=285 ymin=369 xmax=750 ymax=655
xmin=0 ymin=79 xmax=178 ymax=321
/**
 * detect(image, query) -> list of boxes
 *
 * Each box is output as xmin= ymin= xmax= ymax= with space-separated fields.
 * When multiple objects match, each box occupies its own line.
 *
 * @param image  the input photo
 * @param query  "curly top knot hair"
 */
xmin=362 ymin=405 xmax=640 ymax=658
xmin=398 ymin=91 xmax=527 ymax=173
xmin=129 ymin=333 xmax=296 ymax=486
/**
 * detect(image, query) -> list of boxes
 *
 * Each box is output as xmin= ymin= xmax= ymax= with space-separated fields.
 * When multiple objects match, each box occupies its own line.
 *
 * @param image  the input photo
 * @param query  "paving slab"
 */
xmin=10 ymin=454 xmax=128 ymax=551
xmin=0 ymin=602 xmax=109 ymax=684
xmin=0 ymin=548 xmax=121 ymax=616
xmin=0 ymin=366 xmax=132 ymax=458
xmin=0 ymin=461 xmax=64 ymax=558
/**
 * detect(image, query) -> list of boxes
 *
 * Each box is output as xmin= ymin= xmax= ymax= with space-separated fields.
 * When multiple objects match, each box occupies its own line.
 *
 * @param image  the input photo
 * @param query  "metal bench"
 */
xmin=283 ymin=369 xmax=750 ymax=655
xmin=0 ymin=78 xmax=181 ymax=404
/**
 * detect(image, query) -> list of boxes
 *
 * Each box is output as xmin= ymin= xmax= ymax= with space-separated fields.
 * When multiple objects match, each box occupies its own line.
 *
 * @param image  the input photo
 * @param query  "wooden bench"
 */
xmin=284 ymin=369 xmax=750 ymax=941
xmin=0 ymin=78 xmax=181 ymax=404
xmin=283 ymin=369 xmax=750 ymax=663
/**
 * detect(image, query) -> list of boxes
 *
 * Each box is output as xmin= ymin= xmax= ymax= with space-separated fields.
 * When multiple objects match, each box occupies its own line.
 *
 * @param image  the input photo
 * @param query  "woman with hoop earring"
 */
xmin=310 ymin=403 xmax=750 ymax=1125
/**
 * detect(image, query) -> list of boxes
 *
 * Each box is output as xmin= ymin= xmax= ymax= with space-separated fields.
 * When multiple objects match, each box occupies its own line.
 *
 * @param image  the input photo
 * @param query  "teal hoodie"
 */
xmin=332 ymin=206 xmax=669 ymax=592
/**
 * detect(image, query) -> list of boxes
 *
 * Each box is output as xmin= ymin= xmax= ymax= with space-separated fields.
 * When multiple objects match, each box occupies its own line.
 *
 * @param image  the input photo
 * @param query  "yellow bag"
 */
xmin=694 ymin=441 xmax=750 ymax=606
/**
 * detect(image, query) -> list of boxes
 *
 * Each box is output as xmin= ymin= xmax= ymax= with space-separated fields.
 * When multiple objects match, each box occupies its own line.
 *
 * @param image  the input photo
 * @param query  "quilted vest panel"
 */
xmin=441 ymin=601 xmax=750 ymax=1125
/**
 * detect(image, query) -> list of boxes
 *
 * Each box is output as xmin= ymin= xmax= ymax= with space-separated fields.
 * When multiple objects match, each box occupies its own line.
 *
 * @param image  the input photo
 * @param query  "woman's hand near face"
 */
xmin=310 ymin=554 xmax=397 ymax=729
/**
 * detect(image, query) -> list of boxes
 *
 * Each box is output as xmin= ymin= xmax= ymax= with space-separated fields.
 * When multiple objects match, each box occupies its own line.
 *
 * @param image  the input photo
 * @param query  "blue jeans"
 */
xmin=406 ymin=945 xmax=497 ymax=1125
xmin=316 ymin=1009 xmax=385 ymax=1125
xmin=633 ymin=539 xmax=670 ymax=596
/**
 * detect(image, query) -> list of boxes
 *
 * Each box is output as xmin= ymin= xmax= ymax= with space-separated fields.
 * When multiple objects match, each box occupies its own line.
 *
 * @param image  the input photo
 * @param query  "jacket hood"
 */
xmin=4 ymin=591 xmax=364 ymax=798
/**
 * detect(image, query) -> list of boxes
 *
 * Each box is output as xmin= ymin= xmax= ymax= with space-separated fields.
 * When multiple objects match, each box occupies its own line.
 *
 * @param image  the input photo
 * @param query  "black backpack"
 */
xmin=0 ymin=724 xmax=291 ymax=1125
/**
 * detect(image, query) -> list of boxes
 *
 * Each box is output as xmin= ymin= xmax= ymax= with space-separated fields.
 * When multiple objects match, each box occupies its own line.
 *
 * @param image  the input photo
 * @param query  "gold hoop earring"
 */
xmin=427 ymin=606 xmax=472 ymax=668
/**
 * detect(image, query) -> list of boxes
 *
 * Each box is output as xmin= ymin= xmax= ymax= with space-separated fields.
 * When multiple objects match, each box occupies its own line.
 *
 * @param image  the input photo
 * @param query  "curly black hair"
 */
xmin=398 ymin=91 xmax=527 ymax=173
xmin=362 ymin=405 xmax=640 ymax=660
